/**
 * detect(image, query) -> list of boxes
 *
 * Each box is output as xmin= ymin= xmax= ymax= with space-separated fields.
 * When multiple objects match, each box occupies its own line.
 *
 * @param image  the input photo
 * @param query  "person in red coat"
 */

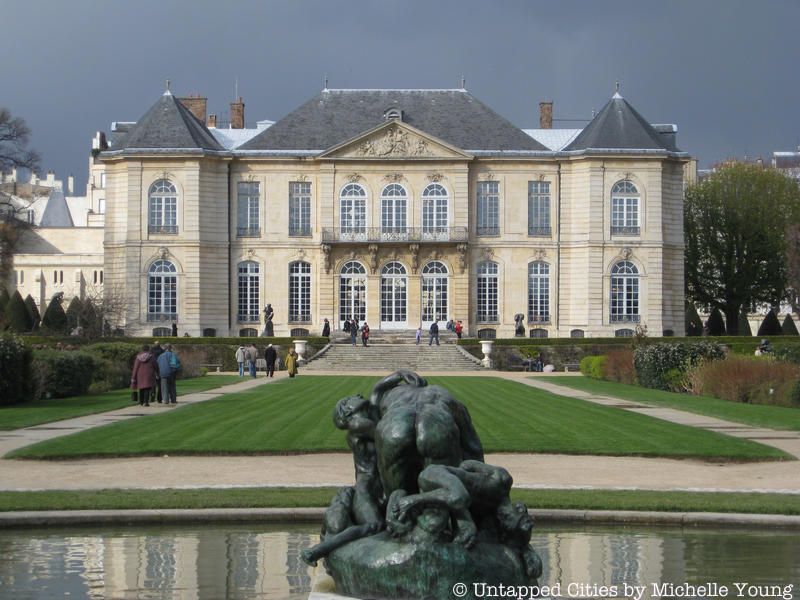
xmin=131 ymin=344 xmax=158 ymax=407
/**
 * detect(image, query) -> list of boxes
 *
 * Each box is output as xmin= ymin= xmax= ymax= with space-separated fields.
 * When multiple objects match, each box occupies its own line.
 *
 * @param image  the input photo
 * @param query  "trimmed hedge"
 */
xmin=579 ymin=355 xmax=606 ymax=379
xmin=0 ymin=334 xmax=34 ymax=405
xmin=4 ymin=290 xmax=33 ymax=333
xmin=24 ymin=294 xmax=41 ymax=330
xmin=32 ymin=349 xmax=98 ymax=399
xmin=41 ymin=297 xmax=68 ymax=334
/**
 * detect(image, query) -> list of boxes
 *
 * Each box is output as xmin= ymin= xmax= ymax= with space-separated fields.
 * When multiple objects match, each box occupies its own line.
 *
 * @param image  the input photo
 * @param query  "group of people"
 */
xmin=235 ymin=344 xmax=299 ymax=378
xmin=130 ymin=341 xmax=181 ymax=406
xmin=445 ymin=319 xmax=464 ymax=339
xmin=343 ymin=317 xmax=370 ymax=347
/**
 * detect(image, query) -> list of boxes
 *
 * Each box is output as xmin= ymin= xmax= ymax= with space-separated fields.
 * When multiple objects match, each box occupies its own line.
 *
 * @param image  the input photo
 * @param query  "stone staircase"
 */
xmin=303 ymin=330 xmax=484 ymax=372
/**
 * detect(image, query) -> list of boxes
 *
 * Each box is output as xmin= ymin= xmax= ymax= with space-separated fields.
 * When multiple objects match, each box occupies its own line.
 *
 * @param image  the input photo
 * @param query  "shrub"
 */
xmin=32 ymin=349 xmax=98 ymax=398
xmin=84 ymin=342 xmax=141 ymax=369
xmin=634 ymin=341 xmax=725 ymax=391
xmin=738 ymin=311 xmax=752 ymax=337
xmin=4 ymin=290 xmax=33 ymax=332
xmin=603 ymin=348 xmax=636 ymax=384
xmin=0 ymin=334 xmax=34 ymax=405
xmin=66 ymin=297 xmax=83 ymax=330
xmin=685 ymin=302 xmax=703 ymax=336
xmin=0 ymin=287 xmax=9 ymax=312
xmin=24 ymin=295 xmax=41 ymax=330
xmin=689 ymin=355 xmax=800 ymax=407
xmin=758 ymin=310 xmax=783 ymax=336
xmin=579 ymin=355 xmax=607 ymax=379
xmin=707 ymin=308 xmax=726 ymax=336
xmin=782 ymin=314 xmax=799 ymax=336
xmin=41 ymin=296 xmax=68 ymax=334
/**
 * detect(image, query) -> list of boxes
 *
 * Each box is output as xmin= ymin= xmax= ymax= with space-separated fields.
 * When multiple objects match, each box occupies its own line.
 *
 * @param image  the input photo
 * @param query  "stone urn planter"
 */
xmin=480 ymin=340 xmax=494 ymax=368
xmin=293 ymin=339 xmax=308 ymax=363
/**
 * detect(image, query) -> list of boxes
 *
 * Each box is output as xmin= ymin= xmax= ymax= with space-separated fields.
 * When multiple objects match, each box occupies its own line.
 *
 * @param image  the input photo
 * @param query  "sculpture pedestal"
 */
xmin=308 ymin=570 xmax=359 ymax=600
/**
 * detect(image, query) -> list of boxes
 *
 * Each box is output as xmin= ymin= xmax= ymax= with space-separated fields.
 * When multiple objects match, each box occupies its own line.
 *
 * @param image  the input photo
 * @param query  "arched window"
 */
xmin=339 ymin=261 xmax=367 ymax=326
xmin=570 ymin=329 xmax=585 ymax=338
xmin=340 ymin=183 xmax=367 ymax=240
xmin=148 ymin=180 xmax=178 ymax=234
xmin=422 ymin=261 xmax=448 ymax=325
xmin=528 ymin=261 xmax=550 ymax=324
xmin=615 ymin=328 xmax=635 ymax=338
xmin=381 ymin=184 xmax=408 ymax=240
xmin=422 ymin=184 xmax=449 ymax=240
xmin=530 ymin=328 xmax=548 ymax=338
xmin=381 ymin=261 xmax=407 ymax=328
xmin=152 ymin=327 xmax=171 ymax=337
xmin=289 ymin=261 xmax=311 ymax=323
xmin=148 ymin=260 xmax=177 ymax=321
xmin=237 ymin=261 xmax=260 ymax=323
xmin=239 ymin=328 xmax=258 ymax=337
xmin=610 ymin=260 xmax=640 ymax=323
xmin=477 ymin=261 xmax=499 ymax=323
xmin=611 ymin=180 xmax=640 ymax=236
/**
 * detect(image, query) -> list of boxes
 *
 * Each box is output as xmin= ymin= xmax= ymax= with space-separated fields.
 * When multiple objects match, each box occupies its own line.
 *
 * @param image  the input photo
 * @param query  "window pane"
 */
xmin=477 ymin=181 xmax=499 ymax=235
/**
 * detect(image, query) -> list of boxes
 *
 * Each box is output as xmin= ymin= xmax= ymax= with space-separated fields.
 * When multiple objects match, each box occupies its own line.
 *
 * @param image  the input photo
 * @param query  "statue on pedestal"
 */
xmin=514 ymin=313 xmax=526 ymax=337
xmin=302 ymin=370 xmax=542 ymax=599
xmin=263 ymin=303 xmax=274 ymax=337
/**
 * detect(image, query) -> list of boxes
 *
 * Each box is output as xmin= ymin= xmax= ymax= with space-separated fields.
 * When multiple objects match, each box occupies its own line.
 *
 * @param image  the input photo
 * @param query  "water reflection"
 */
xmin=0 ymin=524 xmax=797 ymax=599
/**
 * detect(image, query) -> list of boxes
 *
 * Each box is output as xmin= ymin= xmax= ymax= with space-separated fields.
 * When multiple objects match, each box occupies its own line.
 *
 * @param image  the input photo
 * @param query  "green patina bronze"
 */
xmin=302 ymin=370 xmax=543 ymax=600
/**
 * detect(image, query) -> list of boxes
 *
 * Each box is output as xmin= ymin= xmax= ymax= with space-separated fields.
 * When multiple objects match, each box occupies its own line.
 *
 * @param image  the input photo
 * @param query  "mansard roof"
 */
xmin=114 ymin=92 xmax=224 ymax=152
xmin=239 ymin=89 xmax=549 ymax=155
xmin=564 ymin=92 xmax=682 ymax=153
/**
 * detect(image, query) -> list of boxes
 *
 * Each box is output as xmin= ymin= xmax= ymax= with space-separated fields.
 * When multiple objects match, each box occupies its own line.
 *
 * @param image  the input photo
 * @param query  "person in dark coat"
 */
xmin=151 ymin=341 xmax=165 ymax=402
xmin=322 ymin=318 xmax=331 ymax=337
xmin=361 ymin=322 xmax=370 ymax=347
xmin=264 ymin=344 xmax=278 ymax=378
xmin=171 ymin=322 xmax=178 ymax=337
xmin=131 ymin=344 xmax=158 ymax=407
xmin=350 ymin=319 xmax=359 ymax=346
xmin=343 ymin=318 xmax=351 ymax=333
xmin=157 ymin=344 xmax=180 ymax=404
xmin=429 ymin=320 xmax=440 ymax=346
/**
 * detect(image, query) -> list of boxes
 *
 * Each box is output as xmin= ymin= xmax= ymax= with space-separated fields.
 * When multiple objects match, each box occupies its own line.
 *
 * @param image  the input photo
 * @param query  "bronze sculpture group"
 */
xmin=303 ymin=370 xmax=542 ymax=600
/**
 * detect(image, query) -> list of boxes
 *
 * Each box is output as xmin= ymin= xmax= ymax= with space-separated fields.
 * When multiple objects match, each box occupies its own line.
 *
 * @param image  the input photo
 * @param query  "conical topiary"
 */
xmin=737 ymin=311 xmax=753 ymax=337
xmin=0 ymin=288 xmax=10 ymax=313
xmin=41 ymin=296 xmax=68 ymax=334
xmin=5 ymin=290 xmax=34 ymax=332
xmin=781 ymin=314 xmax=799 ymax=336
xmin=24 ymin=295 xmax=41 ymax=330
xmin=66 ymin=297 xmax=83 ymax=330
xmin=685 ymin=302 xmax=703 ymax=336
xmin=757 ymin=309 xmax=783 ymax=336
xmin=707 ymin=307 xmax=726 ymax=336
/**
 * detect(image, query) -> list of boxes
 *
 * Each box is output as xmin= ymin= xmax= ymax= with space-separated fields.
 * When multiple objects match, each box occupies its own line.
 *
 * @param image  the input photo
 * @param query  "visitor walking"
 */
xmin=361 ymin=322 xmax=370 ymax=347
xmin=264 ymin=343 xmax=277 ymax=378
xmin=246 ymin=344 xmax=258 ymax=378
xmin=322 ymin=318 xmax=331 ymax=338
xmin=157 ymin=344 xmax=180 ymax=404
xmin=286 ymin=348 xmax=299 ymax=378
xmin=151 ymin=341 xmax=164 ymax=403
xmin=429 ymin=320 xmax=440 ymax=346
xmin=235 ymin=345 xmax=246 ymax=377
xmin=455 ymin=320 xmax=463 ymax=340
xmin=350 ymin=318 xmax=359 ymax=346
xmin=130 ymin=344 xmax=158 ymax=407
xmin=415 ymin=327 xmax=422 ymax=345
xmin=171 ymin=322 xmax=178 ymax=337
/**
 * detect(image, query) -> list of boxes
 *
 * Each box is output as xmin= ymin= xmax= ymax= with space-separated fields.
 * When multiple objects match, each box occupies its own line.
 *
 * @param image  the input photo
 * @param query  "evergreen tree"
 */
xmin=4 ymin=290 xmax=33 ymax=332
xmin=757 ymin=309 xmax=783 ymax=336
xmin=82 ymin=299 xmax=100 ymax=338
xmin=66 ymin=297 xmax=83 ymax=330
xmin=782 ymin=314 xmax=799 ymax=336
xmin=0 ymin=288 xmax=9 ymax=312
xmin=737 ymin=311 xmax=752 ymax=337
xmin=707 ymin=307 xmax=726 ymax=336
xmin=23 ymin=295 xmax=40 ymax=330
xmin=41 ymin=296 xmax=68 ymax=334
xmin=685 ymin=301 xmax=703 ymax=336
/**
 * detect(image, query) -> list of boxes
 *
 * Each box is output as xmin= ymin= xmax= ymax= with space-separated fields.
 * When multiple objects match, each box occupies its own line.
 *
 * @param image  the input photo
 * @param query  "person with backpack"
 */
xmin=157 ymin=344 xmax=181 ymax=404
xmin=361 ymin=322 xmax=370 ymax=347
xmin=429 ymin=320 xmax=440 ymax=346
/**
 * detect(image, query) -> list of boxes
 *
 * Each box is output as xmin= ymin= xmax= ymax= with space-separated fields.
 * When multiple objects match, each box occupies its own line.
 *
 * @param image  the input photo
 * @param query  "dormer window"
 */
xmin=384 ymin=107 xmax=403 ymax=121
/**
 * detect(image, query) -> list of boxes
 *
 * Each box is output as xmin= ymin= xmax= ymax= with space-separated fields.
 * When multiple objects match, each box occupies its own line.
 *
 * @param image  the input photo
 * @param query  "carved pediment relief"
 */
xmin=321 ymin=122 xmax=471 ymax=160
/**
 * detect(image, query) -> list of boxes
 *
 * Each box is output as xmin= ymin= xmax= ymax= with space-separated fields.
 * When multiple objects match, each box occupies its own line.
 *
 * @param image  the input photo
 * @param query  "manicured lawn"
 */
xmin=0 ymin=375 xmax=243 ymax=431
xmin=7 ymin=376 xmax=788 ymax=461
xmin=539 ymin=376 xmax=800 ymax=431
xmin=0 ymin=487 xmax=798 ymax=515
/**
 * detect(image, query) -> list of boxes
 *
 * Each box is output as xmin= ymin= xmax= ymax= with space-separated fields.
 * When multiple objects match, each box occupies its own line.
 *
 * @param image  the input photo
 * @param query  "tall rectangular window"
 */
xmin=528 ymin=181 xmax=551 ymax=236
xmin=477 ymin=181 xmax=499 ymax=236
xmin=477 ymin=262 xmax=499 ymax=322
xmin=289 ymin=182 xmax=311 ymax=236
xmin=237 ymin=182 xmax=260 ymax=237
xmin=237 ymin=262 xmax=260 ymax=322
xmin=289 ymin=262 xmax=312 ymax=323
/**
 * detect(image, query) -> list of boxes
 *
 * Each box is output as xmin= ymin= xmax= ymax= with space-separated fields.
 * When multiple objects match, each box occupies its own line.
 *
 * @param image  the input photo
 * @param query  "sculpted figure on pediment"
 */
xmin=356 ymin=127 xmax=433 ymax=158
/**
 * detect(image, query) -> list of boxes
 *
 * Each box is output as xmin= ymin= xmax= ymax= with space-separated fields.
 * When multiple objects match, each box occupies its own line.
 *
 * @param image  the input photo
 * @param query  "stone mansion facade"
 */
xmin=18 ymin=86 xmax=689 ymax=338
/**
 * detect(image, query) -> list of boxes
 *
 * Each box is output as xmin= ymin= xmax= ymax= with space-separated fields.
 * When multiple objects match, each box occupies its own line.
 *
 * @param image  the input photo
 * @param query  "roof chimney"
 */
xmin=207 ymin=114 xmax=217 ymax=128
xmin=178 ymin=95 xmax=207 ymax=123
xmin=230 ymin=97 xmax=245 ymax=129
xmin=67 ymin=175 xmax=74 ymax=195
xmin=539 ymin=101 xmax=553 ymax=129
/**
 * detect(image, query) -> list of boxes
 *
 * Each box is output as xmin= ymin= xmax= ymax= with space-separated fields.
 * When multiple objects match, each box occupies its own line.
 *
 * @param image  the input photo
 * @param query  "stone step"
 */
xmin=304 ymin=343 xmax=483 ymax=371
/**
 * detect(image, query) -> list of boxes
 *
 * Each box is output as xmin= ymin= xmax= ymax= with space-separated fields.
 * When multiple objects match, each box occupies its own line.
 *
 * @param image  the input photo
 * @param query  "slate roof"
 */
xmin=113 ymin=92 xmax=224 ymax=152
xmin=565 ymin=92 xmax=682 ymax=153
xmin=239 ymin=89 xmax=549 ymax=154
xmin=524 ymin=128 xmax=582 ymax=151
xmin=39 ymin=189 xmax=74 ymax=227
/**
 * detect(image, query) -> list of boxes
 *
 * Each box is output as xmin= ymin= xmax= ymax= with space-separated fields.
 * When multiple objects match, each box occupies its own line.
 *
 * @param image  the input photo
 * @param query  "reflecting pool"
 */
xmin=0 ymin=523 xmax=797 ymax=599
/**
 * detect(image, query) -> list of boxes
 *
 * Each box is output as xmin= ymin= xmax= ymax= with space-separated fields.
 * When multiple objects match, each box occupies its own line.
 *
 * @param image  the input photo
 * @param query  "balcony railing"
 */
xmin=289 ymin=313 xmax=312 ymax=324
xmin=610 ymin=313 xmax=641 ymax=323
xmin=237 ymin=226 xmax=261 ymax=237
xmin=289 ymin=225 xmax=312 ymax=237
xmin=322 ymin=227 xmax=469 ymax=243
xmin=476 ymin=226 xmax=500 ymax=237
xmin=611 ymin=226 xmax=640 ymax=236
xmin=147 ymin=312 xmax=178 ymax=323
xmin=528 ymin=226 xmax=552 ymax=237
xmin=149 ymin=225 xmax=178 ymax=235
xmin=237 ymin=313 xmax=261 ymax=323
xmin=477 ymin=313 xmax=499 ymax=323
xmin=528 ymin=314 xmax=551 ymax=324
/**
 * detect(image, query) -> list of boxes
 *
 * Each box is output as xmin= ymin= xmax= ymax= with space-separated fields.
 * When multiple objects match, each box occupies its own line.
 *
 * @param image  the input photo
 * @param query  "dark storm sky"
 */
xmin=2 ymin=0 xmax=799 ymax=193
